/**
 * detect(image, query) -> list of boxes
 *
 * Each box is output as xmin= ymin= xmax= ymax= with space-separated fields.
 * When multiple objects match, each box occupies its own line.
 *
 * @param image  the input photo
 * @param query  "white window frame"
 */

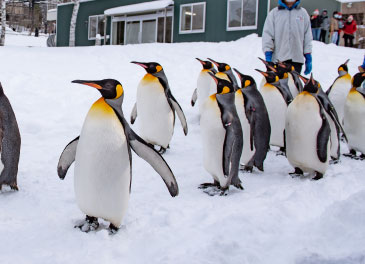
xmin=88 ymin=15 xmax=105 ymax=40
xmin=226 ymin=0 xmax=259 ymax=31
xmin=179 ymin=2 xmax=206 ymax=34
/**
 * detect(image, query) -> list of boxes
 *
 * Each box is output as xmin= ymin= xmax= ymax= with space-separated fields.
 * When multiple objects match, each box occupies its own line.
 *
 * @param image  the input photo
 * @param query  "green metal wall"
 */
xmin=57 ymin=0 xmax=269 ymax=46
xmin=173 ymin=0 xmax=269 ymax=42
xmin=57 ymin=0 xmax=158 ymax=47
xmin=269 ymin=0 xmax=341 ymax=18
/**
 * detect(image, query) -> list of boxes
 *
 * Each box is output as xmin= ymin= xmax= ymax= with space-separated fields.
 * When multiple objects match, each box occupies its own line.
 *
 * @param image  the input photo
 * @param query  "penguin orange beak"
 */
xmin=255 ymin=69 xmax=268 ymax=77
xmin=131 ymin=61 xmax=148 ymax=69
xmin=298 ymin=75 xmax=309 ymax=84
xmin=72 ymin=80 xmax=102 ymax=89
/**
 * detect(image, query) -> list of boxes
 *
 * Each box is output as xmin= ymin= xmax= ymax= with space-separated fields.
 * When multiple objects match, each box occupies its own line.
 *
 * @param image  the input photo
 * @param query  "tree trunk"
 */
xmin=0 ymin=0 xmax=6 ymax=46
xmin=69 ymin=0 xmax=80 ymax=47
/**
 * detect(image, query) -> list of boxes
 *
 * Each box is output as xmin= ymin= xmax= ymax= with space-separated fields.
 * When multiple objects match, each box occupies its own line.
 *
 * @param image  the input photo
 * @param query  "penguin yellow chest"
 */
xmin=74 ymin=98 xmax=131 ymax=226
xmin=136 ymin=74 xmax=174 ymax=148
xmin=261 ymin=84 xmax=287 ymax=147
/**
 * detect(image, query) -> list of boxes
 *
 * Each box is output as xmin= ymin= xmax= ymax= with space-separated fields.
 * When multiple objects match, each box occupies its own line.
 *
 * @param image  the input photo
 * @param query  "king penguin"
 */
xmin=277 ymin=61 xmax=303 ymax=97
xmin=199 ymin=73 xmax=243 ymax=196
xmin=0 ymin=82 xmax=21 ymax=191
xmin=256 ymin=69 xmax=293 ymax=154
xmin=57 ymin=79 xmax=178 ymax=233
xmin=326 ymin=59 xmax=352 ymax=125
xmin=233 ymin=69 xmax=271 ymax=172
xmin=191 ymin=58 xmax=217 ymax=114
xmin=343 ymin=72 xmax=365 ymax=159
xmin=286 ymin=74 xmax=331 ymax=180
xmin=208 ymin=58 xmax=239 ymax=90
xmin=130 ymin=62 xmax=188 ymax=154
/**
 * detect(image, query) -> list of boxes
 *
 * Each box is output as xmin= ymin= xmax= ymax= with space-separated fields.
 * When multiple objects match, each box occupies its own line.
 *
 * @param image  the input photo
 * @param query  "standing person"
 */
xmin=337 ymin=12 xmax=344 ymax=46
xmin=311 ymin=9 xmax=322 ymax=41
xmin=330 ymin=11 xmax=339 ymax=45
xmin=262 ymin=0 xmax=313 ymax=74
xmin=320 ymin=9 xmax=330 ymax=43
xmin=343 ymin=15 xmax=357 ymax=47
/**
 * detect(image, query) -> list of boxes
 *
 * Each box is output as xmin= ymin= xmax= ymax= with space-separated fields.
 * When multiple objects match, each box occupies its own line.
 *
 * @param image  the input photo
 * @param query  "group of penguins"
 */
xmin=0 ymin=57 xmax=364 ymax=234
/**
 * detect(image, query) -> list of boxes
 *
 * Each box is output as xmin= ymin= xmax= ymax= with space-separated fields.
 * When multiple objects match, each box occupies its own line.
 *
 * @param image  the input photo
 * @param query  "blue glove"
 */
xmin=304 ymin=53 xmax=312 ymax=75
xmin=265 ymin=51 xmax=273 ymax=62
xmin=361 ymin=55 xmax=365 ymax=69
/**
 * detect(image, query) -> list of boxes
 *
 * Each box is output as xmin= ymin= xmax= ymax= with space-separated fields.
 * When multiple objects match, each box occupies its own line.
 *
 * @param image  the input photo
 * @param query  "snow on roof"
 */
xmin=104 ymin=0 xmax=174 ymax=16
xmin=58 ymin=0 xmax=95 ymax=7
xmin=336 ymin=0 xmax=365 ymax=3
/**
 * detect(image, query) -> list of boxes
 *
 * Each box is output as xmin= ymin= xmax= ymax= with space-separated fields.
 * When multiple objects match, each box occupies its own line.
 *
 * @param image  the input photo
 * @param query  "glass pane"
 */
xmin=98 ymin=16 xmax=105 ymax=36
xmin=142 ymin=20 xmax=156 ymax=43
xmin=192 ymin=4 xmax=204 ymax=31
xmin=181 ymin=6 xmax=192 ymax=31
xmin=228 ymin=0 xmax=242 ymax=28
xmin=126 ymin=21 xmax=140 ymax=44
xmin=89 ymin=16 xmax=97 ymax=38
xmin=117 ymin=21 xmax=125 ymax=45
xmin=241 ymin=0 xmax=256 ymax=26
xmin=165 ymin=17 xmax=172 ymax=43
xmin=157 ymin=17 xmax=164 ymax=43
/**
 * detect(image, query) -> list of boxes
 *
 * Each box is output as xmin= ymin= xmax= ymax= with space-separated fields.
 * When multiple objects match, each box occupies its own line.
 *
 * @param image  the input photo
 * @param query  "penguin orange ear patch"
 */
xmin=156 ymin=65 xmax=163 ymax=72
xmin=244 ymin=80 xmax=251 ymax=87
xmin=225 ymin=65 xmax=231 ymax=71
xmin=221 ymin=86 xmax=230 ymax=94
xmin=115 ymin=84 xmax=124 ymax=99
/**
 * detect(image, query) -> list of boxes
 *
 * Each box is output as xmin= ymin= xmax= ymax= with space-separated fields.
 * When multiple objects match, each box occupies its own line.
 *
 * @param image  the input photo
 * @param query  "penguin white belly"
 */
xmin=137 ymin=75 xmax=174 ymax=148
xmin=344 ymin=91 xmax=365 ymax=153
xmin=288 ymin=74 xmax=299 ymax=98
xmin=325 ymin=112 xmax=339 ymax=159
xmin=200 ymin=96 xmax=229 ymax=187
xmin=328 ymin=77 xmax=352 ymax=124
xmin=261 ymin=84 xmax=287 ymax=147
xmin=74 ymin=98 xmax=130 ymax=227
xmin=235 ymin=91 xmax=255 ymax=165
xmin=286 ymin=93 xmax=329 ymax=174
xmin=197 ymin=72 xmax=216 ymax=113
xmin=0 ymin=151 xmax=3 ymax=174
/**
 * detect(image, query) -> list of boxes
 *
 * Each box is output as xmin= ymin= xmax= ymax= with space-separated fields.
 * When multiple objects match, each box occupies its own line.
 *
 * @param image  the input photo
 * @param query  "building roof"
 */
xmin=336 ymin=0 xmax=365 ymax=3
xmin=104 ymin=0 xmax=173 ymax=16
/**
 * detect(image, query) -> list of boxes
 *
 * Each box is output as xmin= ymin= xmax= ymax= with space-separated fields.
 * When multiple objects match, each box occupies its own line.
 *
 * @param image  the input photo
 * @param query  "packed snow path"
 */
xmin=0 ymin=34 xmax=364 ymax=264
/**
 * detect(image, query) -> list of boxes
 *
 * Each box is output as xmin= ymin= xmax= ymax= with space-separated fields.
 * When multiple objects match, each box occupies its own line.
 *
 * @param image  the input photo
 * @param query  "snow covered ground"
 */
xmin=0 ymin=34 xmax=364 ymax=264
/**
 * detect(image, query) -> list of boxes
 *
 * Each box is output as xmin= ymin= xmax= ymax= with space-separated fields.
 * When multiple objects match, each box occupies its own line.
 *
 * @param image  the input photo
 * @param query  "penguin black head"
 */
xmin=233 ymin=68 xmax=256 ymax=88
xmin=275 ymin=61 xmax=291 ymax=79
xmin=300 ymin=74 xmax=320 ymax=94
xmin=208 ymin=58 xmax=231 ymax=73
xmin=196 ymin=58 xmax=215 ymax=70
xmin=352 ymin=72 xmax=365 ymax=88
xmin=131 ymin=61 xmax=164 ymax=75
xmin=255 ymin=69 xmax=279 ymax=84
xmin=208 ymin=72 xmax=235 ymax=94
xmin=258 ymin=57 xmax=277 ymax=72
xmin=72 ymin=79 xmax=124 ymax=100
xmin=338 ymin=59 xmax=349 ymax=76
xmin=277 ymin=61 xmax=294 ymax=73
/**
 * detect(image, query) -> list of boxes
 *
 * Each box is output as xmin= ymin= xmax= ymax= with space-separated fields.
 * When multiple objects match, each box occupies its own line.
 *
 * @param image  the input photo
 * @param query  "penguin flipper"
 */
xmin=130 ymin=102 xmax=137 ymax=124
xmin=191 ymin=88 xmax=197 ymax=107
xmin=316 ymin=110 xmax=331 ymax=163
xmin=169 ymin=94 xmax=188 ymax=135
xmin=57 ymin=136 xmax=79 ymax=179
xmin=127 ymin=128 xmax=179 ymax=197
xmin=222 ymin=124 xmax=235 ymax=178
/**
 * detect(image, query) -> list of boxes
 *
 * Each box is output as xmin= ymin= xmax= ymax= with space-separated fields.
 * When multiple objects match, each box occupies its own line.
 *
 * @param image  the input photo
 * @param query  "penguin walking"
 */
xmin=191 ymin=58 xmax=217 ymax=114
xmin=208 ymin=58 xmax=239 ymax=90
xmin=286 ymin=75 xmax=331 ymax=180
xmin=326 ymin=59 xmax=352 ymax=125
xmin=57 ymin=79 xmax=178 ymax=233
xmin=233 ymin=69 xmax=271 ymax=172
xmin=256 ymin=69 xmax=293 ymax=154
xmin=343 ymin=72 xmax=365 ymax=159
xmin=0 ymin=82 xmax=21 ymax=191
xmin=199 ymin=74 xmax=243 ymax=196
xmin=130 ymin=62 xmax=188 ymax=154
xmin=300 ymin=75 xmax=345 ymax=163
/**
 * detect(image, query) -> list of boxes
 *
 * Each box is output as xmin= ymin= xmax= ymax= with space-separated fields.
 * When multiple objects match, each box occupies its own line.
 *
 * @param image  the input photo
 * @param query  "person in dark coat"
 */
xmin=311 ymin=9 xmax=322 ymax=41
xmin=320 ymin=9 xmax=330 ymax=43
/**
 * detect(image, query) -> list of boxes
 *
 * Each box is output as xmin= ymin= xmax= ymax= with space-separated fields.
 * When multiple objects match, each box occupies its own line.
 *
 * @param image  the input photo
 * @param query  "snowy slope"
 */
xmin=0 ymin=34 xmax=364 ymax=264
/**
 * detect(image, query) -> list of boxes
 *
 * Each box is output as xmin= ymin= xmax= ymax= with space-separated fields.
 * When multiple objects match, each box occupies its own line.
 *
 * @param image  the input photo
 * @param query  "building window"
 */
xmin=227 ymin=0 xmax=258 ymax=31
xmin=88 ymin=15 xmax=105 ymax=40
xmin=180 ymin=2 xmax=206 ymax=34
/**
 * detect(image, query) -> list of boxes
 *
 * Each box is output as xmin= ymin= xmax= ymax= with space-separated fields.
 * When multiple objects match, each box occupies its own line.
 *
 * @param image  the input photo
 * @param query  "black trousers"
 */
xmin=343 ymin=34 xmax=354 ymax=47
xmin=283 ymin=60 xmax=303 ymax=74
xmin=320 ymin=29 xmax=327 ymax=43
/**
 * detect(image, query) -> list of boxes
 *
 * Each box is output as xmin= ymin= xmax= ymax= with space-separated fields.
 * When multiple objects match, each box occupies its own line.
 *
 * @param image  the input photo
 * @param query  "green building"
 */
xmin=56 ymin=0 xmax=270 ymax=46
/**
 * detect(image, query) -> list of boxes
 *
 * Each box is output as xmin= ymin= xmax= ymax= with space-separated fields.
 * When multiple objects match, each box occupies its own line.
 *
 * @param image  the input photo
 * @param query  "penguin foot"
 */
xmin=360 ymin=154 xmax=365 ymax=160
xmin=219 ymin=187 xmax=229 ymax=196
xmin=202 ymin=186 xmax=221 ymax=196
xmin=276 ymin=148 xmax=286 ymax=156
xmin=255 ymin=164 xmax=264 ymax=172
xmin=329 ymin=158 xmax=340 ymax=165
xmin=240 ymin=165 xmax=253 ymax=173
xmin=108 ymin=223 xmax=119 ymax=235
xmin=10 ymin=183 xmax=19 ymax=191
xmin=75 ymin=215 xmax=99 ymax=233
xmin=312 ymin=172 xmax=323 ymax=181
xmin=343 ymin=149 xmax=357 ymax=159
xmin=289 ymin=167 xmax=303 ymax=178
xmin=233 ymin=183 xmax=244 ymax=190
xmin=198 ymin=181 xmax=220 ymax=189
xmin=158 ymin=147 xmax=167 ymax=155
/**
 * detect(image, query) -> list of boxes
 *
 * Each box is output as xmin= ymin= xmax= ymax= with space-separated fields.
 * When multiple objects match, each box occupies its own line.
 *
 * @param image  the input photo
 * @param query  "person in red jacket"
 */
xmin=343 ymin=15 xmax=357 ymax=47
